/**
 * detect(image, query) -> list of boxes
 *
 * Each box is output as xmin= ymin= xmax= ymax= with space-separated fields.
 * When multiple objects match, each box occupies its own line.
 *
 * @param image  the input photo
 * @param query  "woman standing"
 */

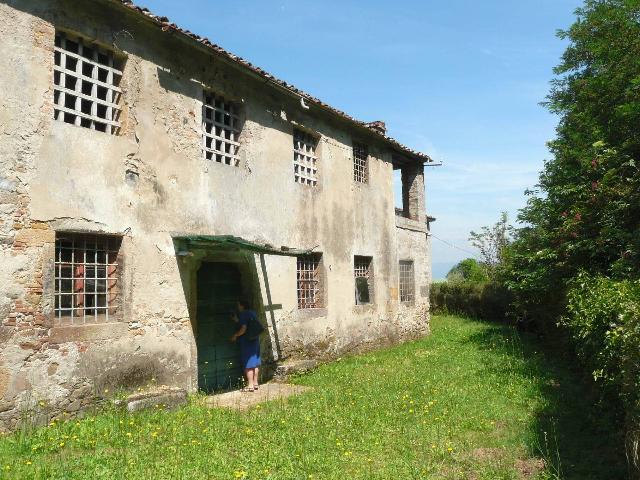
xmin=230 ymin=299 xmax=262 ymax=392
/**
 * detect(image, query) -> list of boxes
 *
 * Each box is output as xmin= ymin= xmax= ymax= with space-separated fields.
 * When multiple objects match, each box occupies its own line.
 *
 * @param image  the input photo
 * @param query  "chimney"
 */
xmin=366 ymin=120 xmax=387 ymax=136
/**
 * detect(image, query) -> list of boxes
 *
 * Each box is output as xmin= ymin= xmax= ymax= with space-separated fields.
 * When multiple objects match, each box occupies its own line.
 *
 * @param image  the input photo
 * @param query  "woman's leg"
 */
xmin=253 ymin=367 xmax=259 ymax=388
xmin=244 ymin=368 xmax=254 ymax=389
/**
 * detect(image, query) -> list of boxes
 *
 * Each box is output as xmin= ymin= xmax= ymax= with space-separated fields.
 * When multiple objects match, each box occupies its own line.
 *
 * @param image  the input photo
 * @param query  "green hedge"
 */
xmin=430 ymin=281 xmax=511 ymax=322
xmin=564 ymin=273 xmax=640 ymax=474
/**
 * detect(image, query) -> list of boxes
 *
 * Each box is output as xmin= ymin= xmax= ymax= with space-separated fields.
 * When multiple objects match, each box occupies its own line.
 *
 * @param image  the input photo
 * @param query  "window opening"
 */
xmin=354 ymin=256 xmax=373 ymax=305
xmin=297 ymin=253 xmax=323 ymax=308
xmin=202 ymin=92 xmax=241 ymax=166
xmin=293 ymin=129 xmax=318 ymax=186
xmin=353 ymin=142 xmax=368 ymax=183
xmin=54 ymin=233 xmax=121 ymax=324
xmin=53 ymin=31 xmax=123 ymax=134
xmin=393 ymin=168 xmax=404 ymax=215
xmin=399 ymin=260 xmax=415 ymax=303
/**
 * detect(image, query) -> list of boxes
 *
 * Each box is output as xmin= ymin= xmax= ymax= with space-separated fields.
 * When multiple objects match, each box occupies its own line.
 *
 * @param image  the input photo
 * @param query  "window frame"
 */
xmin=296 ymin=253 xmax=324 ymax=309
xmin=202 ymin=90 xmax=242 ymax=166
xmin=398 ymin=260 xmax=415 ymax=304
xmin=54 ymin=232 xmax=123 ymax=325
xmin=353 ymin=142 xmax=369 ymax=184
xmin=53 ymin=30 xmax=124 ymax=134
xmin=293 ymin=128 xmax=320 ymax=187
xmin=354 ymin=255 xmax=374 ymax=305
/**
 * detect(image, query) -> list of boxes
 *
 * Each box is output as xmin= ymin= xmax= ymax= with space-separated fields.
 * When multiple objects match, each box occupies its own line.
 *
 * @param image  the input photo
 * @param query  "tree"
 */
xmin=505 ymin=0 xmax=640 ymax=325
xmin=446 ymin=258 xmax=489 ymax=283
xmin=469 ymin=212 xmax=512 ymax=279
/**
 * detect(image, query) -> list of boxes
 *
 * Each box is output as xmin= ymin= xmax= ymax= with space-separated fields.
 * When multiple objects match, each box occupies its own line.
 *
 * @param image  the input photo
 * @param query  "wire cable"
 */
xmin=430 ymin=233 xmax=479 ymax=258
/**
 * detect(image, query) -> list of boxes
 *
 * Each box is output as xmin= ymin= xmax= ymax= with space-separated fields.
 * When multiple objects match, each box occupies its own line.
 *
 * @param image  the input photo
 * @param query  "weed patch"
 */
xmin=0 ymin=315 xmax=626 ymax=479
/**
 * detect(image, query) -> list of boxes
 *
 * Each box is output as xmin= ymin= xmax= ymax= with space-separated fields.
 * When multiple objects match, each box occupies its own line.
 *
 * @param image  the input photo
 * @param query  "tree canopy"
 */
xmin=505 ymin=0 xmax=640 ymax=322
xmin=446 ymin=258 xmax=489 ymax=283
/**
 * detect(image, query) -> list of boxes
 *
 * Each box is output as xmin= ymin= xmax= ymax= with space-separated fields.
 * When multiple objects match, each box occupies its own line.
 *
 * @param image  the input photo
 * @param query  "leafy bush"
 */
xmin=430 ymin=281 xmax=511 ymax=322
xmin=446 ymin=258 xmax=489 ymax=283
xmin=564 ymin=273 xmax=640 ymax=473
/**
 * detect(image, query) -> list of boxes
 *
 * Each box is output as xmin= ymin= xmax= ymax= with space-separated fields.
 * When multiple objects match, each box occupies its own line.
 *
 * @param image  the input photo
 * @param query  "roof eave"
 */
xmin=110 ymin=0 xmax=433 ymax=164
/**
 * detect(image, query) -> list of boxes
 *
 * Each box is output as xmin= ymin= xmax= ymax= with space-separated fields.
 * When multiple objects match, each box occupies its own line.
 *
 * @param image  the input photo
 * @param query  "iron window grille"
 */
xmin=399 ymin=260 xmax=415 ymax=303
xmin=353 ymin=142 xmax=369 ymax=183
xmin=54 ymin=233 xmax=121 ymax=325
xmin=297 ymin=253 xmax=323 ymax=309
xmin=202 ymin=92 xmax=241 ymax=166
xmin=354 ymin=256 xmax=373 ymax=305
xmin=293 ymin=129 xmax=319 ymax=186
xmin=53 ymin=31 xmax=123 ymax=134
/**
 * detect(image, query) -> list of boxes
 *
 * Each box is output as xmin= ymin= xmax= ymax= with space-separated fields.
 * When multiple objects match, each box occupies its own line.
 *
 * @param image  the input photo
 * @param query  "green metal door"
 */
xmin=197 ymin=262 xmax=243 ymax=392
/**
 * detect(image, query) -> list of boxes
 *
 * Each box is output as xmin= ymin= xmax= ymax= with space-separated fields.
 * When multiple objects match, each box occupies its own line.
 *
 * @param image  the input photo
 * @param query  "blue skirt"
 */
xmin=239 ymin=336 xmax=261 ymax=369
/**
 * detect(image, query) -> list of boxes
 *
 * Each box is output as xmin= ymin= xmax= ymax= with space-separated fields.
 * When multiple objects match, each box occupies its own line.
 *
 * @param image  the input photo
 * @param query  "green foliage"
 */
xmin=494 ymin=2 xmax=640 ymax=469
xmin=446 ymin=258 xmax=489 ymax=283
xmin=563 ymin=273 xmax=640 ymax=471
xmin=0 ymin=316 xmax=627 ymax=478
xmin=469 ymin=212 xmax=512 ymax=279
xmin=430 ymin=281 xmax=511 ymax=322
xmin=504 ymin=0 xmax=640 ymax=326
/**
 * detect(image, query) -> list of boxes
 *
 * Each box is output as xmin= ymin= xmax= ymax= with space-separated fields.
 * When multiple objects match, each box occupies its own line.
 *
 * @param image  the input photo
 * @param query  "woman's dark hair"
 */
xmin=238 ymin=298 xmax=251 ymax=309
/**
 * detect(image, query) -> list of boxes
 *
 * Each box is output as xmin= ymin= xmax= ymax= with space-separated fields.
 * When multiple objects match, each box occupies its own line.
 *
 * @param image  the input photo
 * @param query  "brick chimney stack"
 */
xmin=366 ymin=120 xmax=387 ymax=136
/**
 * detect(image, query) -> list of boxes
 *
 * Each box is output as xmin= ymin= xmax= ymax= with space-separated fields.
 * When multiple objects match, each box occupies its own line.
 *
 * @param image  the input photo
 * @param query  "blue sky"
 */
xmin=138 ymin=0 xmax=583 ymax=279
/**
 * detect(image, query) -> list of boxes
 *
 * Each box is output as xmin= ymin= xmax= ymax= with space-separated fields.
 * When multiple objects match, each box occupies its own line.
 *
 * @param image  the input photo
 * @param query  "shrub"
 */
xmin=446 ymin=258 xmax=489 ymax=283
xmin=564 ymin=273 xmax=640 ymax=474
xmin=430 ymin=281 xmax=511 ymax=322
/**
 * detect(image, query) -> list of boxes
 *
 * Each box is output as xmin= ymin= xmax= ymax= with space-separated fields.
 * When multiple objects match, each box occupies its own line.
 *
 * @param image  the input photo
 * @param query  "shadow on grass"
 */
xmin=465 ymin=323 xmax=628 ymax=480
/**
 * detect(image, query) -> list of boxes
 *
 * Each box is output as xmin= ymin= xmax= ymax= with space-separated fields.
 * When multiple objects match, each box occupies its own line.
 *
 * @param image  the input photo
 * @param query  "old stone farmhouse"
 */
xmin=0 ymin=0 xmax=435 ymax=430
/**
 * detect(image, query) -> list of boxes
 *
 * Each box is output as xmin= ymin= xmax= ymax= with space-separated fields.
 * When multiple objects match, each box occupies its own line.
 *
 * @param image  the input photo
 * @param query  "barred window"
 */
xmin=293 ymin=129 xmax=318 ymax=186
xmin=399 ymin=260 xmax=415 ymax=303
xmin=353 ymin=142 xmax=368 ymax=183
xmin=297 ymin=253 xmax=323 ymax=309
xmin=354 ymin=256 xmax=373 ymax=305
xmin=54 ymin=233 xmax=121 ymax=324
xmin=202 ymin=92 xmax=241 ymax=166
xmin=53 ymin=31 xmax=123 ymax=134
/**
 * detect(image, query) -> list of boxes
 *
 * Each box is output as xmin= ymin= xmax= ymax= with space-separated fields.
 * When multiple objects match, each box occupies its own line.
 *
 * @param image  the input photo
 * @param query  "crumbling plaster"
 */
xmin=0 ymin=0 xmax=431 ymax=431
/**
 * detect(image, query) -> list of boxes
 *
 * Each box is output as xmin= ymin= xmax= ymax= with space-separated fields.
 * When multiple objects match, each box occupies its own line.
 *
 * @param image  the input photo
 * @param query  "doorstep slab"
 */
xmin=204 ymin=382 xmax=310 ymax=410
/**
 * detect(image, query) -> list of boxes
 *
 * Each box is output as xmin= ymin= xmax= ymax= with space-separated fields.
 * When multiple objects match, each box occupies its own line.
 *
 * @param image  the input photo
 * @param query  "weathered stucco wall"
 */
xmin=0 ymin=0 xmax=431 ymax=431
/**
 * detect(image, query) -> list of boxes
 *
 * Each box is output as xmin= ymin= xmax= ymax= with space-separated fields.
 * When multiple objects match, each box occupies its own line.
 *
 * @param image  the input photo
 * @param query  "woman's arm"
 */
xmin=230 ymin=324 xmax=247 ymax=342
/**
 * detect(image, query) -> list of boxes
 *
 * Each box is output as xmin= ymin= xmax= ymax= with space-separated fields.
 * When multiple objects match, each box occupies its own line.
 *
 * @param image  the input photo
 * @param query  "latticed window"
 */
xmin=54 ymin=233 xmax=121 ymax=324
xmin=293 ymin=129 xmax=318 ymax=186
xmin=353 ymin=142 xmax=368 ymax=183
xmin=354 ymin=256 xmax=373 ymax=305
xmin=399 ymin=260 xmax=415 ymax=303
xmin=202 ymin=92 xmax=241 ymax=166
xmin=297 ymin=253 xmax=323 ymax=309
xmin=53 ymin=31 xmax=123 ymax=134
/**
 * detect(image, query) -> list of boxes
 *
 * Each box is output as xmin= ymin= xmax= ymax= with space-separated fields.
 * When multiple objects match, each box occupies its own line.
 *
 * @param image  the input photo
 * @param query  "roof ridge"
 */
xmin=114 ymin=0 xmax=433 ymax=162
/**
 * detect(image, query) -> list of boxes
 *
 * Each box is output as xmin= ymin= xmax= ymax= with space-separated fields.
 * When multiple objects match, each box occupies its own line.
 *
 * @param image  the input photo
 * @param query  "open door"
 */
xmin=196 ymin=262 xmax=244 ymax=392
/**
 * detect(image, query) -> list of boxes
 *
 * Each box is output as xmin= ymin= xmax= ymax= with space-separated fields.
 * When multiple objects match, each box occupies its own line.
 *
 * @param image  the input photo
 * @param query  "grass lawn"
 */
xmin=0 ymin=315 xmax=627 ymax=479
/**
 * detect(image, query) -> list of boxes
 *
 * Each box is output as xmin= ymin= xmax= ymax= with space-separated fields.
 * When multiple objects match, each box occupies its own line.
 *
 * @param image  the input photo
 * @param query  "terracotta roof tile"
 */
xmin=113 ymin=0 xmax=433 ymax=163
